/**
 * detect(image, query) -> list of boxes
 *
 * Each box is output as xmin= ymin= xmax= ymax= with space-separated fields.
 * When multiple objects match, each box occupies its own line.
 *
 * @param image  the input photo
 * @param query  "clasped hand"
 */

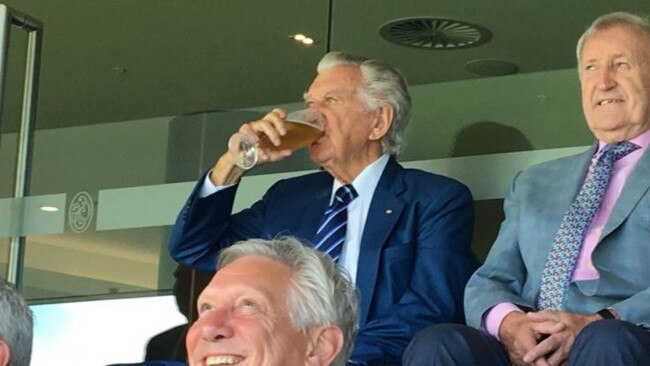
xmin=499 ymin=310 xmax=600 ymax=366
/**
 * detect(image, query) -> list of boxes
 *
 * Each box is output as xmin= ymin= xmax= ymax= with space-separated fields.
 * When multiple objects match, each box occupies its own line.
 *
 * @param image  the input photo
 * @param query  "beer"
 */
xmin=260 ymin=120 xmax=323 ymax=151
xmin=229 ymin=108 xmax=324 ymax=169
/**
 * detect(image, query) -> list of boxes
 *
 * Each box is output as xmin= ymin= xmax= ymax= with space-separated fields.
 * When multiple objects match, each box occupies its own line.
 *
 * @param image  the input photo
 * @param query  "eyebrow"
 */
xmin=304 ymin=88 xmax=349 ymax=102
xmin=583 ymin=52 xmax=630 ymax=64
xmin=197 ymin=283 xmax=275 ymax=307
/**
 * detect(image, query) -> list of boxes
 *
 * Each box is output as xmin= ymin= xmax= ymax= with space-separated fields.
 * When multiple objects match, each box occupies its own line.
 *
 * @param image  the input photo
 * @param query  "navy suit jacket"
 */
xmin=169 ymin=157 xmax=478 ymax=365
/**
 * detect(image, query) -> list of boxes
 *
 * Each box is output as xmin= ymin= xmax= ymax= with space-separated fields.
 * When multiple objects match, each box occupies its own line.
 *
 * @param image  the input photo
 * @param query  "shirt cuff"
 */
xmin=483 ymin=302 xmax=524 ymax=340
xmin=198 ymin=169 xmax=235 ymax=198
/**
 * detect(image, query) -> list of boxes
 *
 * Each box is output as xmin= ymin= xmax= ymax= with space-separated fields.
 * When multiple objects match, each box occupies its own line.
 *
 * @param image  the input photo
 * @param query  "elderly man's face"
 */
xmin=305 ymin=65 xmax=386 ymax=176
xmin=186 ymin=256 xmax=311 ymax=366
xmin=580 ymin=24 xmax=650 ymax=143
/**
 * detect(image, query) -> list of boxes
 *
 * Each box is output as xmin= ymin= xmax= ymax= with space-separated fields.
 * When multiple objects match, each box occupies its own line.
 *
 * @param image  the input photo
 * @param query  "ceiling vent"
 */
xmin=465 ymin=59 xmax=519 ymax=76
xmin=380 ymin=17 xmax=492 ymax=50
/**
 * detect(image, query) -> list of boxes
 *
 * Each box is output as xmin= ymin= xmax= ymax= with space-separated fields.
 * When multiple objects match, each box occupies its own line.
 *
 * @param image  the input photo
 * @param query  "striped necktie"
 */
xmin=537 ymin=141 xmax=639 ymax=310
xmin=313 ymin=184 xmax=358 ymax=262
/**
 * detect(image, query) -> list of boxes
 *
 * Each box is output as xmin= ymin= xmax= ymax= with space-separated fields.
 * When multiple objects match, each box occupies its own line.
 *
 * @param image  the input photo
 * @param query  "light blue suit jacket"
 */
xmin=465 ymin=143 xmax=650 ymax=329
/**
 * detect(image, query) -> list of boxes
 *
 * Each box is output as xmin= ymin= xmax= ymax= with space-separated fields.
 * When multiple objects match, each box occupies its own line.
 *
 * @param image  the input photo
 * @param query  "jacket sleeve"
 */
xmin=168 ymin=172 xmax=268 ymax=272
xmin=464 ymin=171 xmax=535 ymax=329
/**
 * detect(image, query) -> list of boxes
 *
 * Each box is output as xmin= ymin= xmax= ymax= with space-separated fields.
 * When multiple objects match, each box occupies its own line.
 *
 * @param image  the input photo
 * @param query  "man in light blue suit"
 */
xmin=404 ymin=11 xmax=650 ymax=366
xmin=168 ymin=51 xmax=478 ymax=365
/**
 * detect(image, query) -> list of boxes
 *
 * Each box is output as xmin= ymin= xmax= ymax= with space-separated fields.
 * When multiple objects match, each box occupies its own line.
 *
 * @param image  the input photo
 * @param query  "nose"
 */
xmin=595 ymin=67 xmax=617 ymax=90
xmin=198 ymin=308 xmax=234 ymax=341
xmin=306 ymin=105 xmax=327 ymax=128
xmin=308 ymin=103 xmax=323 ymax=115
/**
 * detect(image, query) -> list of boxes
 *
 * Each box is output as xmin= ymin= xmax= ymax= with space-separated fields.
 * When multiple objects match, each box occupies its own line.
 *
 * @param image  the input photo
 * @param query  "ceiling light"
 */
xmin=290 ymin=33 xmax=315 ymax=46
xmin=40 ymin=206 xmax=59 ymax=212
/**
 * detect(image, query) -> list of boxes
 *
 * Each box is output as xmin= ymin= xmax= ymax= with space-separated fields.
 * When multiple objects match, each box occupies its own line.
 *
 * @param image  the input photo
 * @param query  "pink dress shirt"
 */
xmin=484 ymin=129 xmax=650 ymax=338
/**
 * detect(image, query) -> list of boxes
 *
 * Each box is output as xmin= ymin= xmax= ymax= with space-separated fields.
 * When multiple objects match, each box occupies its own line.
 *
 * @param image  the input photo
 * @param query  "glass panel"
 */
xmin=20 ymin=108 xmax=322 ymax=301
xmin=23 ymin=116 xmax=179 ymax=300
xmin=23 ymin=227 xmax=175 ymax=300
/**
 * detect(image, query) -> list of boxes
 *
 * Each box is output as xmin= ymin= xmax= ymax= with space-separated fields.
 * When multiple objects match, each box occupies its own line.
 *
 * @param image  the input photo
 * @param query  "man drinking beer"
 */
xmin=168 ymin=51 xmax=478 ymax=365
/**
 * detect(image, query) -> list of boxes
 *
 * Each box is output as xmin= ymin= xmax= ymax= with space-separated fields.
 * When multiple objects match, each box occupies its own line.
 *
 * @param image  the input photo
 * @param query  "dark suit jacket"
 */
xmin=144 ymin=324 xmax=188 ymax=362
xmin=466 ymin=144 xmax=650 ymax=329
xmin=169 ymin=157 xmax=478 ymax=365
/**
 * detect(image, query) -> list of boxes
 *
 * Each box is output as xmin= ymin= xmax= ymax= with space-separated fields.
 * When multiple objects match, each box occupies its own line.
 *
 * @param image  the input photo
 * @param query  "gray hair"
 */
xmin=217 ymin=237 xmax=360 ymax=366
xmin=576 ymin=12 xmax=650 ymax=66
xmin=316 ymin=51 xmax=412 ymax=155
xmin=0 ymin=279 xmax=33 ymax=366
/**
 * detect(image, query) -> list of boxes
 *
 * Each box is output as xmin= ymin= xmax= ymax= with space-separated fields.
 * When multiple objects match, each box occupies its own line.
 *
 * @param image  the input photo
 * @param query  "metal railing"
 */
xmin=0 ymin=4 xmax=43 ymax=287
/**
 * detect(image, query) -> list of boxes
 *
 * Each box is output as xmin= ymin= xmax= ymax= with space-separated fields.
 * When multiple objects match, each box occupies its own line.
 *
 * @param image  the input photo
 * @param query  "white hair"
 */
xmin=0 ymin=279 xmax=33 ymax=366
xmin=576 ymin=12 xmax=650 ymax=67
xmin=316 ymin=51 xmax=412 ymax=155
xmin=217 ymin=237 xmax=360 ymax=366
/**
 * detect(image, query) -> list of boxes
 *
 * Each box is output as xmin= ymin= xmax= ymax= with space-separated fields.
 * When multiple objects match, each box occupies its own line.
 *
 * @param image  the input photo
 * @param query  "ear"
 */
xmin=0 ymin=340 xmax=11 ymax=366
xmin=305 ymin=325 xmax=345 ymax=366
xmin=368 ymin=105 xmax=394 ymax=141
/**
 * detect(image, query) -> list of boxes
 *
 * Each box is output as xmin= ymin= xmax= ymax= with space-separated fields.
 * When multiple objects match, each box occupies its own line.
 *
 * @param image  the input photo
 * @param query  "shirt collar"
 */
xmin=331 ymin=154 xmax=390 ymax=202
xmin=597 ymin=128 xmax=650 ymax=154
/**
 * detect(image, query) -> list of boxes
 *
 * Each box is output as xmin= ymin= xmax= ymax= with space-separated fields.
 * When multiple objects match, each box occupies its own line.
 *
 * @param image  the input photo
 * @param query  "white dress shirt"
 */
xmin=329 ymin=154 xmax=389 ymax=282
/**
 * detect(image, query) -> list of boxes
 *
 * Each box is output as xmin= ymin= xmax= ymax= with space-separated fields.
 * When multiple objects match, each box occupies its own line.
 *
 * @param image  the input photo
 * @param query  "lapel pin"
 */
xmin=385 ymin=209 xmax=393 ymax=215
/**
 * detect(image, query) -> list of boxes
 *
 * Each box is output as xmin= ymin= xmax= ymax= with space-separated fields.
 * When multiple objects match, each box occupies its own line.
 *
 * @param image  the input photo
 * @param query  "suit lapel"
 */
xmin=602 ymin=147 xmax=650 ymax=238
xmin=356 ymin=157 xmax=406 ymax=324
xmin=297 ymin=174 xmax=333 ymax=240
xmin=557 ymin=146 xmax=596 ymax=212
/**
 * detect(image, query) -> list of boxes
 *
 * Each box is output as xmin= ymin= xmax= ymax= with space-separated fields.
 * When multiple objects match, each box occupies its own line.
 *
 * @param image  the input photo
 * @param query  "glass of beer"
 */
xmin=228 ymin=109 xmax=324 ymax=169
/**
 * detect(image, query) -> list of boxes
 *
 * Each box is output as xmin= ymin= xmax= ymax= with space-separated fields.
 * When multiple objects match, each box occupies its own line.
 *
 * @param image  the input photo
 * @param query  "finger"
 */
xmin=548 ymin=335 xmax=573 ymax=366
xmin=269 ymin=108 xmax=287 ymax=120
xmin=509 ymin=336 xmax=538 ymax=365
xmin=530 ymin=320 xmax=565 ymax=335
xmin=254 ymin=117 xmax=285 ymax=146
xmin=523 ymin=337 xmax=558 ymax=364
xmin=517 ymin=327 xmax=542 ymax=355
xmin=241 ymin=110 xmax=287 ymax=146
xmin=257 ymin=147 xmax=292 ymax=164
xmin=527 ymin=311 xmax=560 ymax=323
xmin=238 ymin=123 xmax=261 ymax=143
xmin=546 ymin=350 xmax=568 ymax=366
xmin=265 ymin=148 xmax=292 ymax=162
xmin=262 ymin=109 xmax=288 ymax=137
xmin=533 ymin=357 xmax=551 ymax=366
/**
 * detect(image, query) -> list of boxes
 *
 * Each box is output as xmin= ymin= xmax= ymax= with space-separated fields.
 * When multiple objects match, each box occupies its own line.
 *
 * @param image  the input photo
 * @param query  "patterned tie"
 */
xmin=537 ymin=141 xmax=639 ymax=310
xmin=313 ymin=184 xmax=358 ymax=262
